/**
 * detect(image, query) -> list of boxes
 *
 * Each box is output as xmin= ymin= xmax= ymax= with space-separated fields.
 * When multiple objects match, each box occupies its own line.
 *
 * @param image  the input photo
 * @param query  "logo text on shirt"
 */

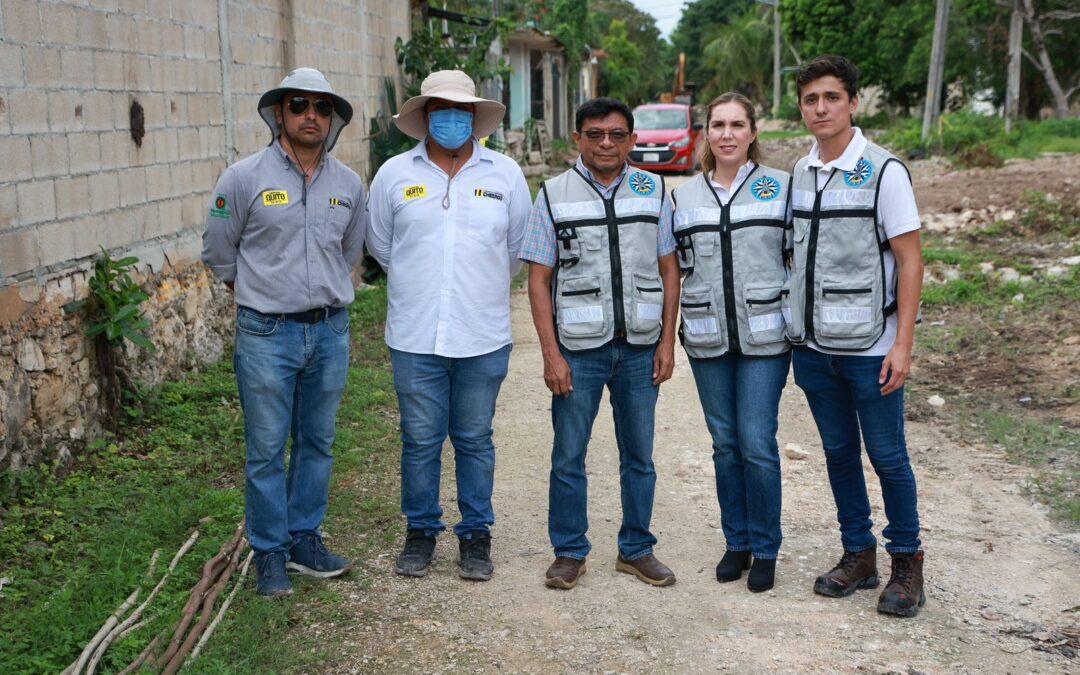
xmin=210 ymin=194 xmax=230 ymax=218
xmin=263 ymin=190 xmax=289 ymax=206
xmin=473 ymin=189 xmax=504 ymax=201
xmin=329 ymin=197 xmax=352 ymax=210
xmin=404 ymin=185 xmax=427 ymax=200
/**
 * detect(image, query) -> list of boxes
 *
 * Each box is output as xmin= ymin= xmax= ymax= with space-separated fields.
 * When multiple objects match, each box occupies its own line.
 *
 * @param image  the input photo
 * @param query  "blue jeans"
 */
xmin=390 ymin=345 xmax=511 ymax=538
xmin=233 ymin=306 xmax=350 ymax=554
xmin=792 ymin=346 xmax=921 ymax=554
xmin=688 ymin=351 xmax=790 ymax=559
xmin=549 ymin=339 xmax=660 ymax=561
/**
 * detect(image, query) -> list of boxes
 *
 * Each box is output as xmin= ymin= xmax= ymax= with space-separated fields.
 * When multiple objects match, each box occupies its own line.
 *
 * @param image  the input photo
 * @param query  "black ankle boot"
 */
xmin=747 ymin=557 xmax=776 ymax=592
xmin=715 ymin=550 xmax=752 ymax=582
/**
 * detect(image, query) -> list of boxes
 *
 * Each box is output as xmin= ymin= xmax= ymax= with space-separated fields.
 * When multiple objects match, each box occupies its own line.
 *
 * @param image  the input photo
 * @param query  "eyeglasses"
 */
xmin=287 ymin=96 xmax=334 ymax=117
xmin=582 ymin=129 xmax=630 ymax=143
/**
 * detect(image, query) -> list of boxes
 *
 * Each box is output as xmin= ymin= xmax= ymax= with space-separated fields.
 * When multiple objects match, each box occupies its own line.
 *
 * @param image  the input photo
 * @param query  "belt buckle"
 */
xmin=313 ymin=307 xmax=327 ymax=323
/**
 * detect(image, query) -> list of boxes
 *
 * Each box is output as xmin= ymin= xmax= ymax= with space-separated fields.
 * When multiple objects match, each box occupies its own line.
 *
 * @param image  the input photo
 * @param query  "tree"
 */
xmin=701 ymin=4 xmax=774 ymax=103
xmin=590 ymin=0 xmax=672 ymax=101
xmin=1020 ymin=0 xmax=1080 ymax=117
xmin=599 ymin=19 xmax=648 ymax=104
xmin=671 ymin=0 xmax=756 ymax=91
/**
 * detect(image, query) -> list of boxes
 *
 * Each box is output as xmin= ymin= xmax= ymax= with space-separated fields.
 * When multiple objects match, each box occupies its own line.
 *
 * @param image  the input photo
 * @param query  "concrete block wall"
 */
xmin=0 ymin=0 xmax=411 ymax=469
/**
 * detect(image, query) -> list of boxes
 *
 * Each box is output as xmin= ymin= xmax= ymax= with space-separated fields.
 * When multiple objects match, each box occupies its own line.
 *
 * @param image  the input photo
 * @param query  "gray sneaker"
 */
xmin=458 ymin=531 xmax=493 ymax=581
xmin=396 ymin=529 xmax=437 ymax=577
xmin=287 ymin=534 xmax=352 ymax=578
xmin=254 ymin=551 xmax=293 ymax=598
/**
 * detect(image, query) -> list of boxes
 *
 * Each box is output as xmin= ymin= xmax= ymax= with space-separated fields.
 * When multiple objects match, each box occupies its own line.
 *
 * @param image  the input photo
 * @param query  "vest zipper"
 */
xmin=803 ymin=170 xmax=828 ymax=341
xmin=719 ymin=203 xmax=739 ymax=353
xmin=604 ymin=196 xmax=626 ymax=336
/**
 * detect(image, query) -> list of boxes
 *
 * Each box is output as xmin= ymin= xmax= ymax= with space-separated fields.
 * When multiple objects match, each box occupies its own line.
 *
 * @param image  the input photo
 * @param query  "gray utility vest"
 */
xmin=784 ymin=141 xmax=908 ymax=351
xmin=543 ymin=166 xmax=666 ymax=351
xmin=672 ymin=166 xmax=792 ymax=358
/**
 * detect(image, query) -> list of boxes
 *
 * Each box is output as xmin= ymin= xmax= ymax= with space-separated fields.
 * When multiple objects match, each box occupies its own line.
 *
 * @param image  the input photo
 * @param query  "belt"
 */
xmin=282 ymin=306 xmax=343 ymax=323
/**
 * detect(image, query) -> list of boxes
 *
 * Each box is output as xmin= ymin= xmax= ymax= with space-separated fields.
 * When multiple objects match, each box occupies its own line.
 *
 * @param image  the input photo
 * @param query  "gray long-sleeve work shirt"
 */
xmin=202 ymin=140 xmax=367 ymax=313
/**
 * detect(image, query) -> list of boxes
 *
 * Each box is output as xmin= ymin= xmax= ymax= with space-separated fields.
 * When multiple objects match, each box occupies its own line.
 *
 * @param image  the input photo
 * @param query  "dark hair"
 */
xmin=575 ymin=97 xmax=634 ymax=133
xmin=698 ymin=92 xmax=761 ymax=175
xmin=796 ymin=55 xmax=860 ymax=100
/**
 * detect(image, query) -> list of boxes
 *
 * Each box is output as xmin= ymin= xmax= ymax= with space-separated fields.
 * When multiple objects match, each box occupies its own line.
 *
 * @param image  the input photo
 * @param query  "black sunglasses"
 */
xmin=287 ymin=96 xmax=334 ymax=117
xmin=582 ymin=129 xmax=630 ymax=143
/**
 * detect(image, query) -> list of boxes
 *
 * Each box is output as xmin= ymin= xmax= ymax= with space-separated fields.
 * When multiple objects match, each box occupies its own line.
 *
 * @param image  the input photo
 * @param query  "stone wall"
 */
xmin=0 ymin=0 xmax=411 ymax=469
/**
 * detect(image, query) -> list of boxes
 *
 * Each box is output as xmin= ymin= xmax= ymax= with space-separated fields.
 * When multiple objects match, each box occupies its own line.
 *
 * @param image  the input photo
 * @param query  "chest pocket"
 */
xmin=466 ymin=188 xmax=508 ymax=245
xmin=321 ymin=203 xmax=352 ymax=254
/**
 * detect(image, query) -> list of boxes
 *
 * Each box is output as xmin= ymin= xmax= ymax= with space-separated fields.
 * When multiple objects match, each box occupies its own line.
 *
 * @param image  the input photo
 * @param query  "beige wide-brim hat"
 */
xmin=394 ymin=70 xmax=506 ymax=141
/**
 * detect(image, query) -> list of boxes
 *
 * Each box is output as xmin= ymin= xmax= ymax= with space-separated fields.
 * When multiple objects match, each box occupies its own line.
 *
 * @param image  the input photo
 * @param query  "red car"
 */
xmin=629 ymin=103 xmax=702 ymax=174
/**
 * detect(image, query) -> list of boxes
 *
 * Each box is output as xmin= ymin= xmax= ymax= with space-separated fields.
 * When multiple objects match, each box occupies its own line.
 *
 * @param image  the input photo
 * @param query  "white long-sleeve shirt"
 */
xmin=366 ymin=139 xmax=531 ymax=357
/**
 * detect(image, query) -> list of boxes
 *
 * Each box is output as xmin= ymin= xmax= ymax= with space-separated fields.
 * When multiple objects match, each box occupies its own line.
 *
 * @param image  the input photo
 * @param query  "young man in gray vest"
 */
xmin=786 ymin=55 xmax=926 ymax=617
xmin=202 ymin=68 xmax=367 ymax=597
xmin=520 ymin=98 xmax=681 ymax=589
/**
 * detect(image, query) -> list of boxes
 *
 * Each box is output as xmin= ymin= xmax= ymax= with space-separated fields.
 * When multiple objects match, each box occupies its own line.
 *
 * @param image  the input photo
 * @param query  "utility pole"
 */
xmin=921 ymin=0 xmax=952 ymax=141
xmin=1005 ymin=0 xmax=1023 ymax=132
xmin=755 ymin=0 xmax=781 ymax=116
xmin=773 ymin=4 xmax=781 ymax=115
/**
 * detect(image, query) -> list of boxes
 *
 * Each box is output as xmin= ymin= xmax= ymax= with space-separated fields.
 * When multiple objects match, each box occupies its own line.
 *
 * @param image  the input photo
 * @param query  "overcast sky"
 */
xmin=628 ymin=0 xmax=685 ymax=39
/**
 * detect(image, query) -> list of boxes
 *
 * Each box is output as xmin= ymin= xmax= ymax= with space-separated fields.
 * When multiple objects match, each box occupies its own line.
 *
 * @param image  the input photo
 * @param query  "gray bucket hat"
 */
xmin=258 ymin=67 xmax=354 ymax=152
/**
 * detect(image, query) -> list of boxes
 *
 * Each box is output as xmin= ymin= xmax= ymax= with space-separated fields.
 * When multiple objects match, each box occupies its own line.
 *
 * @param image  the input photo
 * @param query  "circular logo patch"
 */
xmin=629 ymin=172 xmax=656 ymax=196
xmin=750 ymin=176 xmax=780 ymax=201
xmin=215 ymin=196 xmax=227 ymax=209
xmin=844 ymin=159 xmax=873 ymax=187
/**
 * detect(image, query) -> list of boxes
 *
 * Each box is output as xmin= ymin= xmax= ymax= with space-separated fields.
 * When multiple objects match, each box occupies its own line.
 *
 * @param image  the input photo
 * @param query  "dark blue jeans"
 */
xmin=792 ymin=346 xmax=921 ymax=554
xmin=549 ymin=339 xmax=660 ymax=561
xmin=233 ymin=306 xmax=350 ymax=554
xmin=689 ymin=351 xmax=790 ymax=559
xmin=390 ymin=345 xmax=511 ymax=538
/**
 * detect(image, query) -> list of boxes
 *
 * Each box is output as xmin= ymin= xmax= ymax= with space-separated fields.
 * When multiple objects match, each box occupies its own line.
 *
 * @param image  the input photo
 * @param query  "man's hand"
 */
xmin=879 ymin=341 xmax=911 ymax=395
xmin=544 ymin=352 xmax=574 ymax=396
xmin=653 ymin=341 xmax=674 ymax=385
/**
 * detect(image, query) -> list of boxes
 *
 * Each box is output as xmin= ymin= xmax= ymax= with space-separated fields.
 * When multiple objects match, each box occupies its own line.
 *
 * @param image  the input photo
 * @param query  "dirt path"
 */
xmin=334 ymin=284 xmax=1078 ymax=673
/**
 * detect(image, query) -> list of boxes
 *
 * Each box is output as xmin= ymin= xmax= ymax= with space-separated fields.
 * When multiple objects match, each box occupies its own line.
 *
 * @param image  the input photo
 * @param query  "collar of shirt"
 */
xmin=272 ymin=137 xmax=328 ymax=173
xmin=707 ymin=160 xmax=756 ymax=201
xmin=804 ymin=127 xmax=867 ymax=174
xmin=413 ymin=137 xmax=491 ymax=173
xmin=575 ymin=156 xmax=629 ymax=198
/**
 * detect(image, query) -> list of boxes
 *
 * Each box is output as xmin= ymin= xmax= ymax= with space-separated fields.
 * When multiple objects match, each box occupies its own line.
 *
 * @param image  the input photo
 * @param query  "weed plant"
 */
xmin=879 ymin=111 xmax=1080 ymax=163
xmin=0 ymin=285 xmax=400 ymax=673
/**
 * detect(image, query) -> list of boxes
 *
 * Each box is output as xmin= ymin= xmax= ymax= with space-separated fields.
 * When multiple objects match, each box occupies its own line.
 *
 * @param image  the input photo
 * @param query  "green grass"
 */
xmin=0 ymin=285 xmax=401 ymax=673
xmin=879 ymin=112 xmax=1080 ymax=161
xmin=978 ymin=410 xmax=1080 ymax=523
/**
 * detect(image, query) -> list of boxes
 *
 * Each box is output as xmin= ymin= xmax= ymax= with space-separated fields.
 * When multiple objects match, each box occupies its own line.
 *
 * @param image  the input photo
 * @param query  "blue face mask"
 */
xmin=428 ymin=108 xmax=474 ymax=150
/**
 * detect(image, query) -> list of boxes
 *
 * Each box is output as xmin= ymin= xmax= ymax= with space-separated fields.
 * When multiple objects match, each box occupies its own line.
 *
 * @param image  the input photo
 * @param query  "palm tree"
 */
xmin=701 ymin=4 xmax=773 ymax=105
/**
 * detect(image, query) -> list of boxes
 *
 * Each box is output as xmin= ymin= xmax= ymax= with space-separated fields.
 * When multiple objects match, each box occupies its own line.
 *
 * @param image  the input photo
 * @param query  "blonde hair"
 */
xmin=697 ymin=92 xmax=761 ymax=176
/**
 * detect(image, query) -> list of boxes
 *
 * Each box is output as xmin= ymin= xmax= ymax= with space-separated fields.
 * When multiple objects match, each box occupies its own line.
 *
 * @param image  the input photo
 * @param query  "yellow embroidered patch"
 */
xmin=263 ymin=190 xmax=289 ymax=206
xmin=404 ymin=185 xmax=427 ymax=200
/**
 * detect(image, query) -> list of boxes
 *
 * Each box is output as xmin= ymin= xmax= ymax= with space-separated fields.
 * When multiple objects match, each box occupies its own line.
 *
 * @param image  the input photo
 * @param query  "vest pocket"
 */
xmin=557 ymin=275 xmax=609 ymax=339
xmin=629 ymin=272 xmax=664 ymax=334
xmin=816 ymin=278 xmax=875 ymax=338
xmin=680 ymin=286 xmax=724 ymax=349
xmin=744 ymin=285 xmax=786 ymax=345
xmin=781 ymin=281 xmax=804 ymax=342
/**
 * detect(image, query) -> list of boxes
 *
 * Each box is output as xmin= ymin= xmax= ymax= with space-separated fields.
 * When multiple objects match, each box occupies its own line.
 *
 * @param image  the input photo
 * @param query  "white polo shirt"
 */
xmin=801 ymin=128 xmax=921 ymax=357
xmin=366 ymin=139 xmax=531 ymax=358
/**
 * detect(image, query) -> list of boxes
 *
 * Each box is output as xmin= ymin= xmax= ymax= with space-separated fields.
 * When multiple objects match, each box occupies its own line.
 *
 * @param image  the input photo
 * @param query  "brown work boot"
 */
xmin=615 ymin=553 xmax=676 ymax=586
xmin=545 ymin=557 xmax=587 ymax=589
xmin=878 ymin=550 xmax=926 ymax=617
xmin=813 ymin=548 xmax=879 ymax=598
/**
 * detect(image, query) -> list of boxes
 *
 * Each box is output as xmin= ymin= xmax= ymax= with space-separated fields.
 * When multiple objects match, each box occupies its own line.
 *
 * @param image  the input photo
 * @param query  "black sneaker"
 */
xmin=396 ymin=529 xmax=437 ymax=577
xmin=458 ymin=531 xmax=494 ymax=581
xmin=287 ymin=533 xmax=352 ymax=578
xmin=254 ymin=551 xmax=293 ymax=598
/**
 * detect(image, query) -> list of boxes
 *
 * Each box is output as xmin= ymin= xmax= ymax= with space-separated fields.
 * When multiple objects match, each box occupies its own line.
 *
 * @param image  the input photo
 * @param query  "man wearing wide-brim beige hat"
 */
xmin=366 ymin=70 xmax=531 ymax=583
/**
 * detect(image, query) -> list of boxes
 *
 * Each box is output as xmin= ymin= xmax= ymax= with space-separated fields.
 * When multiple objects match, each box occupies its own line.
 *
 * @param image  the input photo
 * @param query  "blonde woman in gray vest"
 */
xmin=672 ymin=92 xmax=793 ymax=593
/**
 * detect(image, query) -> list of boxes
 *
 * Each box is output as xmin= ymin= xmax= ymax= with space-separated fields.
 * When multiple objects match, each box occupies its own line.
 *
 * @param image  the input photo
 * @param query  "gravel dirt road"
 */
xmin=329 ymin=160 xmax=1079 ymax=674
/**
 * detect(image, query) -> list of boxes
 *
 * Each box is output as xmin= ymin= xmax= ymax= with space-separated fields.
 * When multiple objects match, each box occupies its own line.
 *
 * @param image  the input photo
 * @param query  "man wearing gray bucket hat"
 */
xmin=202 ymin=67 xmax=367 ymax=598
xmin=366 ymin=70 xmax=530 ymax=582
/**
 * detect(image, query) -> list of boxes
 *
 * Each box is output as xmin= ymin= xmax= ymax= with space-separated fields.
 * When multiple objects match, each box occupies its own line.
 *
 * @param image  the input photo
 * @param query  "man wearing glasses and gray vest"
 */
xmin=202 ymin=68 xmax=367 ymax=597
xmin=521 ymin=98 xmax=681 ymax=590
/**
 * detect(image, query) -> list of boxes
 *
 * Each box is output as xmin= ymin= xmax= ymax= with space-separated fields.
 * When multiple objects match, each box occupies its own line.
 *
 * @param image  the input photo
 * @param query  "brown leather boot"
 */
xmin=616 ymin=554 xmax=676 ymax=586
xmin=813 ymin=548 xmax=879 ymax=598
xmin=545 ymin=557 xmax=586 ymax=589
xmin=877 ymin=550 xmax=926 ymax=617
